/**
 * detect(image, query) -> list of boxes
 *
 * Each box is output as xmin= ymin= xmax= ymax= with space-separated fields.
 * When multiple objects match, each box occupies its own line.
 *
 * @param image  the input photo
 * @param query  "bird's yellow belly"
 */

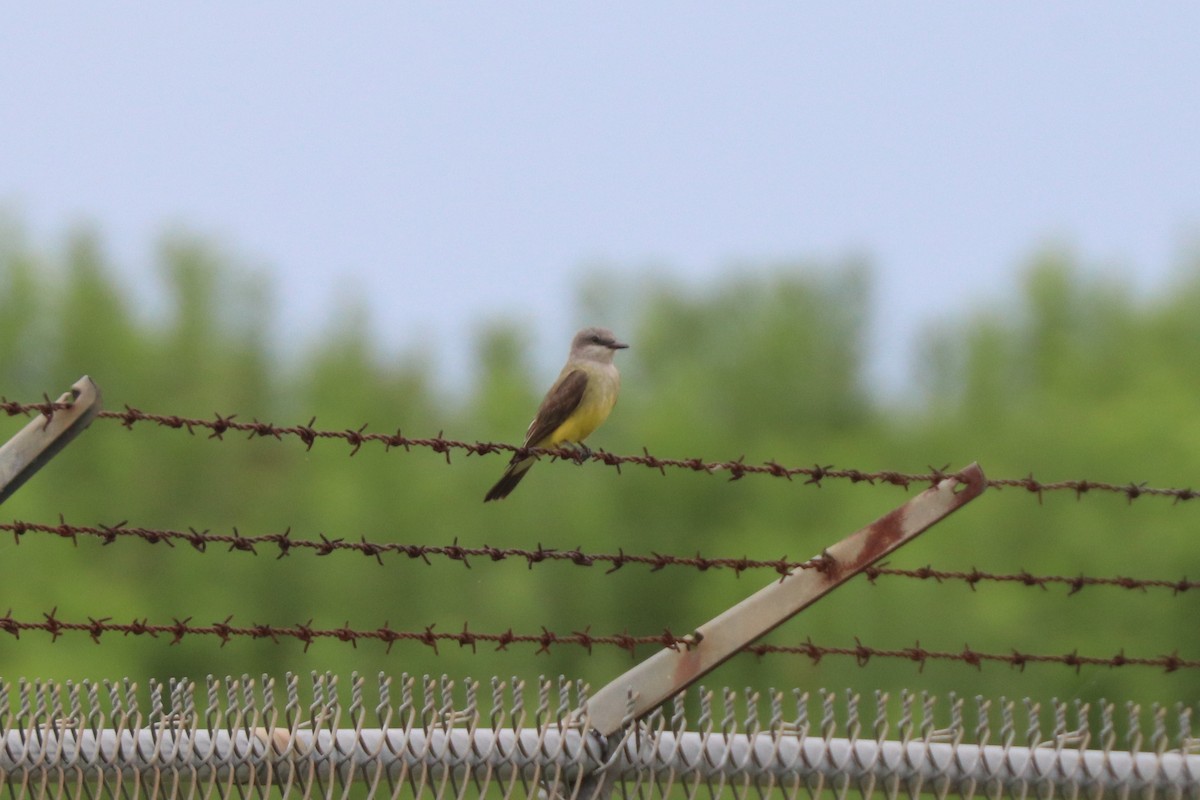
xmin=543 ymin=384 xmax=615 ymax=446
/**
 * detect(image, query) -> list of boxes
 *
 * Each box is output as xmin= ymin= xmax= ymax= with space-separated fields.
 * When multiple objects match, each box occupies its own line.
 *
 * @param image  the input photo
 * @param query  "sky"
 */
xmin=2 ymin=4 xmax=1198 ymax=394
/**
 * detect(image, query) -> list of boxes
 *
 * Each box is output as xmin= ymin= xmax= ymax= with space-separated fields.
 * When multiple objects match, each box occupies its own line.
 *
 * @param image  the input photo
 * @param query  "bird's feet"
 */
xmin=564 ymin=442 xmax=592 ymax=462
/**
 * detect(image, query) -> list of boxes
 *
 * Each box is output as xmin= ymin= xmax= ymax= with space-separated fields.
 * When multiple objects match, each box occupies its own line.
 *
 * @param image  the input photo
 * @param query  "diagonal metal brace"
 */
xmin=584 ymin=463 xmax=987 ymax=736
xmin=0 ymin=376 xmax=103 ymax=506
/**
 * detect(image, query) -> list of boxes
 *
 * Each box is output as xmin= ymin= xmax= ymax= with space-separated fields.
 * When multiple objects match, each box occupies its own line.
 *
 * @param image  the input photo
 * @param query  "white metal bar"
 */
xmin=0 ymin=376 xmax=102 ymax=506
xmin=585 ymin=464 xmax=987 ymax=735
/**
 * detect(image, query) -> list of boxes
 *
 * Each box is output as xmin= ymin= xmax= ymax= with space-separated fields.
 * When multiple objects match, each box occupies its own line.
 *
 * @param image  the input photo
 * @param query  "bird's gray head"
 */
xmin=570 ymin=326 xmax=629 ymax=363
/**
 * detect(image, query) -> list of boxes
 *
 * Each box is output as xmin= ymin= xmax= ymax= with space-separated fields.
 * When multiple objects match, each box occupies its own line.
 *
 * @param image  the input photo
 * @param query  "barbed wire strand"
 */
xmin=3 ymin=518 xmax=1196 ymax=596
xmin=2 ymin=400 xmax=1196 ymax=503
xmin=1 ymin=609 xmax=1195 ymax=672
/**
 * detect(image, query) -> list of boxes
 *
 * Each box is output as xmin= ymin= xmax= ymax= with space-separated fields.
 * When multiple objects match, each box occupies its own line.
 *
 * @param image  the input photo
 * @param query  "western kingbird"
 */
xmin=484 ymin=326 xmax=628 ymax=501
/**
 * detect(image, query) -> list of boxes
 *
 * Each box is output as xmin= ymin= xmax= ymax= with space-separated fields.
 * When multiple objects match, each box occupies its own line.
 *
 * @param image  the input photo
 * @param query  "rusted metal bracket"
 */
xmin=585 ymin=463 xmax=987 ymax=736
xmin=0 ymin=376 xmax=102 ymax=506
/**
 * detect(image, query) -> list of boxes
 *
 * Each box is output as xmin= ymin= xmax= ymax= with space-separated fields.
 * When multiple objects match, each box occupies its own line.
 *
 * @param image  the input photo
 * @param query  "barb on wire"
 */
xmin=0 ymin=609 xmax=1195 ymax=672
xmin=5 ymin=518 xmax=1196 ymax=595
xmin=2 ymin=399 xmax=1198 ymax=502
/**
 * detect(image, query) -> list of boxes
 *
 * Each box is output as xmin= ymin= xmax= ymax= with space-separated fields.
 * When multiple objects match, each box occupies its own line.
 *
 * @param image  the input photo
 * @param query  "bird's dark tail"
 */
xmin=483 ymin=456 xmax=535 ymax=502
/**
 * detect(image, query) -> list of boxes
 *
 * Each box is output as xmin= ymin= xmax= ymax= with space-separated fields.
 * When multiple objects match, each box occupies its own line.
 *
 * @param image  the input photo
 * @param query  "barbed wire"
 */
xmin=745 ymin=639 xmax=1200 ymax=673
xmin=2 ymin=399 xmax=1197 ymax=503
xmin=4 ymin=518 xmax=1197 ymax=596
xmin=1 ymin=608 xmax=1196 ymax=672
xmin=860 ymin=564 xmax=1200 ymax=595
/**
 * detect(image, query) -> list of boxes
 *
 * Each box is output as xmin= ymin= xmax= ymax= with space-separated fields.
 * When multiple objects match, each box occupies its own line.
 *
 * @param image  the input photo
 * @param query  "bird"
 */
xmin=484 ymin=326 xmax=628 ymax=501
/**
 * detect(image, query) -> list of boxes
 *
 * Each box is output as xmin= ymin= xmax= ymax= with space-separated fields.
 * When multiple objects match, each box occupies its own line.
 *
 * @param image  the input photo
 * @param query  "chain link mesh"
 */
xmin=0 ymin=672 xmax=1196 ymax=799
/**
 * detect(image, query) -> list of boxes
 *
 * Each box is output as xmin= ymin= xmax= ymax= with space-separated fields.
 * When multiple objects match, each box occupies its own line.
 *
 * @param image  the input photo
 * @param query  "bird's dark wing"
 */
xmin=523 ymin=369 xmax=588 ymax=447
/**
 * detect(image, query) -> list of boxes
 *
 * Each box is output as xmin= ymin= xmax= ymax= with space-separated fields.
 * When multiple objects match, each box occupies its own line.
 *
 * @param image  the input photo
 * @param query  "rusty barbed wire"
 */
xmin=743 ymin=639 xmax=1200 ymax=673
xmin=0 ymin=608 xmax=1196 ymax=671
xmin=861 ymin=564 xmax=1200 ymax=595
xmin=2 ymin=399 xmax=1196 ymax=502
xmin=4 ymin=517 xmax=1197 ymax=595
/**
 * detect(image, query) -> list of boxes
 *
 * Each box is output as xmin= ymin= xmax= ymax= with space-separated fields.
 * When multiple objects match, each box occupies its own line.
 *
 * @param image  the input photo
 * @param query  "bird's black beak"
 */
xmin=609 ymin=340 xmax=629 ymax=350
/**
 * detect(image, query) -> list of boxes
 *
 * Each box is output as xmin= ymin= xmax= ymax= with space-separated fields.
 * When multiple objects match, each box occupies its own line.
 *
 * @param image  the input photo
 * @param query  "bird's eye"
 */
xmin=590 ymin=335 xmax=602 ymax=344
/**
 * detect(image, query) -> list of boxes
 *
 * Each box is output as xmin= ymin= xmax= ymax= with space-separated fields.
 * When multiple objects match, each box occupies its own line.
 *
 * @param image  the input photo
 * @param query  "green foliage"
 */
xmin=0 ymin=226 xmax=1197 ymax=708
